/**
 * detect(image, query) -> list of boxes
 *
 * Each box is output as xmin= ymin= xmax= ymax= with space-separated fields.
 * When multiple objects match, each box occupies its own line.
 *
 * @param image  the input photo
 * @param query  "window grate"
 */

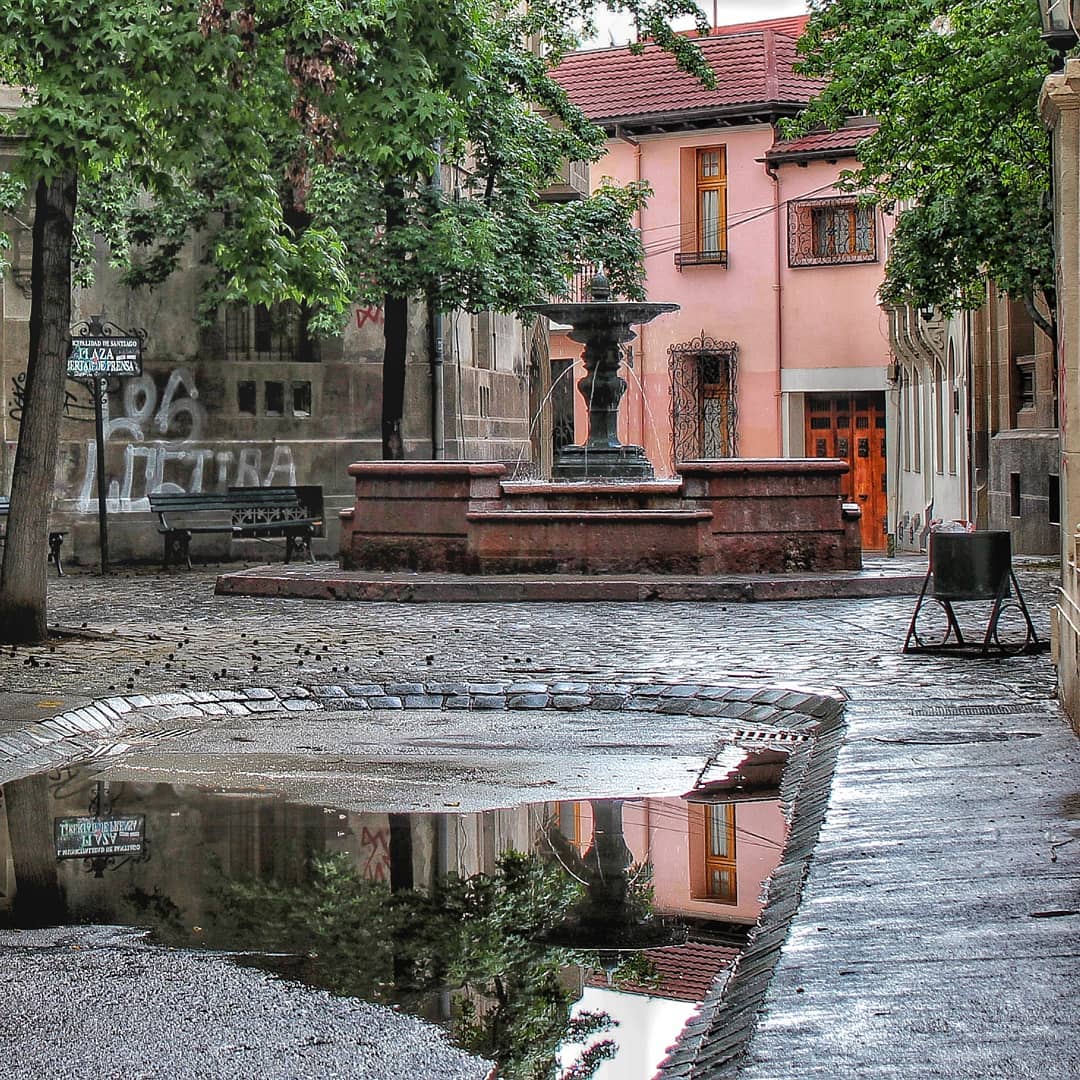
xmin=669 ymin=333 xmax=738 ymax=462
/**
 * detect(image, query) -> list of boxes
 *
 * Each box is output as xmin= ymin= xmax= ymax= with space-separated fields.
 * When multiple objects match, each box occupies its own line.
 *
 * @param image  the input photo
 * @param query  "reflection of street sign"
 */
xmin=54 ymin=815 xmax=145 ymax=859
xmin=67 ymin=336 xmax=142 ymax=378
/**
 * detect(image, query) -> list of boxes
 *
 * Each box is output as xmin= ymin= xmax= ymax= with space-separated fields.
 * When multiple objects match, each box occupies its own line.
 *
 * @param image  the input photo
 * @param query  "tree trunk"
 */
xmin=0 ymin=170 xmax=77 ymax=644
xmin=382 ymin=292 xmax=408 ymax=459
xmin=4 ymin=774 xmax=66 ymax=926
xmin=381 ymin=181 xmax=407 ymax=460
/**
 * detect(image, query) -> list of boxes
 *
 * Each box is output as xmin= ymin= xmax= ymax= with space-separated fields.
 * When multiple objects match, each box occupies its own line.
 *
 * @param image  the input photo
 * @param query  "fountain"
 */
xmin=528 ymin=272 xmax=677 ymax=481
xmin=542 ymin=799 xmax=683 ymax=952
xmin=334 ymin=274 xmax=862 ymax=577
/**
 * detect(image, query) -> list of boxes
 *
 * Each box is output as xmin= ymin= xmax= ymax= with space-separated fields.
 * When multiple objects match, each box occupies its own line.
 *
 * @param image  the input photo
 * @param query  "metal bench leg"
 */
xmin=48 ymin=532 xmax=64 ymax=576
xmin=285 ymin=530 xmax=314 ymax=565
xmin=164 ymin=531 xmax=192 ymax=570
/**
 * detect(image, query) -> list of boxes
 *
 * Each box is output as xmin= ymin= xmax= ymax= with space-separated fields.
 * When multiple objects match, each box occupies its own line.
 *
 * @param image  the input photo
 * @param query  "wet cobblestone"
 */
xmin=0 ymin=560 xmax=1058 ymax=713
xmin=0 ymin=560 xmax=1073 ymax=1080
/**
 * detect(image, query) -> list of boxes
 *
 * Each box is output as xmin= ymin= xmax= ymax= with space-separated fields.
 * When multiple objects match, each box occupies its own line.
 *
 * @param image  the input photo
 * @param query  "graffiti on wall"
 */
xmin=360 ymin=825 xmax=391 ymax=882
xmin=71 ymin=367 xmax=296 ymax=512
xmin=355 ymin=305 xmax=384 ymax=330
xmin=9 ymin=372 xmax=97 ymax=424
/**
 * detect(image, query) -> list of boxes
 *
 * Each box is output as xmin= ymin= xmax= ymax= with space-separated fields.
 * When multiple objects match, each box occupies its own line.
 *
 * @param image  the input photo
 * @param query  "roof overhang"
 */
xmin=764 ymin=146 xmax=860 ymax=165
xmin=595 ymin=100 xmax=807 ymax=137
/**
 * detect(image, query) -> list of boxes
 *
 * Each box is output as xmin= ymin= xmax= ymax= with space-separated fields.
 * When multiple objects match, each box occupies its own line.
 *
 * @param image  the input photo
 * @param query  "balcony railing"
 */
xmin=675 ymin=250 xmax=728 ymax=269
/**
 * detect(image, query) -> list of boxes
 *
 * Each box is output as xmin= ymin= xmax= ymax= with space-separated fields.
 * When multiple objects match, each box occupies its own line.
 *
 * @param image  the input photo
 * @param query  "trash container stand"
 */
xmin=902 ymin=569 xmax=963 ymax=652
xmin=903 ymin=565 xmax=1040 ymax=656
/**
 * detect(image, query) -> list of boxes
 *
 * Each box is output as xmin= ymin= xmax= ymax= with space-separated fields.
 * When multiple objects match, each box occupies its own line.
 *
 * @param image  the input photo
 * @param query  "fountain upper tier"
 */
xmin=529 ymin=273 xmax=678 ymax=480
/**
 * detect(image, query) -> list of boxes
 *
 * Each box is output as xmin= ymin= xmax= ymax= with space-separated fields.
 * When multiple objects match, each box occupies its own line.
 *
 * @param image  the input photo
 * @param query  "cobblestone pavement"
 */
xmin=0 ymin=558 xmax=1060 ymax=710
xmin=0 ymin=560 xmax=1075 ymax=1080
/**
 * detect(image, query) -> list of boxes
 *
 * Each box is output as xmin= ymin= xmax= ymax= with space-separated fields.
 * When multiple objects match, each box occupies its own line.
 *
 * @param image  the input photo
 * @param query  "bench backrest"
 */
xmin=0 ymin=496 xmax=8 ymax=515
xmin=229 ymin=485 xmax=325 ymax=535
xmin=149 ymin=487 xmax=323 ymax=531
xmin=148 ymin=492 xmax=236 ymax=513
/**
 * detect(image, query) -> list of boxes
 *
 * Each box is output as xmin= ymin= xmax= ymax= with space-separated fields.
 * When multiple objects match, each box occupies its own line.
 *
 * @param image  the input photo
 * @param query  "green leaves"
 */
xmin=790 ymin=0 xmax=1054 ymax=319
xmin=0 ymin=1 xmax=706 ymax=328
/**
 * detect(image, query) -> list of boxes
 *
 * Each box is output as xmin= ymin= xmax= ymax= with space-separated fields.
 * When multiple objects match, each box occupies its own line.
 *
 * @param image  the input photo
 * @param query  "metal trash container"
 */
xmin=904 ymin=528 xmax=1041 ymax=655
xmin=931 ymin=530 xmax=1011 ymax=601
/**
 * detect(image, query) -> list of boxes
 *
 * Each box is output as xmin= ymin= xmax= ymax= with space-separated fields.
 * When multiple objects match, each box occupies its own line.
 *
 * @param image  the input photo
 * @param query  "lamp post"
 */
xmin=1039 ymin=0 xmax=1079 ymax=67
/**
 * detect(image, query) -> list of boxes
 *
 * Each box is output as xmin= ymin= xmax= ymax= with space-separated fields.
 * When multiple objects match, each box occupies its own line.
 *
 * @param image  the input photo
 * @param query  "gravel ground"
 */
xmin=0 ymin=926 xmax=492 ymax=1080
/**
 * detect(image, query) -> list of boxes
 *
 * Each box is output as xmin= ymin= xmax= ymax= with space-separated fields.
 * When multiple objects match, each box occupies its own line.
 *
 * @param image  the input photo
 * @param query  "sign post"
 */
xmin=67 ymin=316 xmax=143 ymax=575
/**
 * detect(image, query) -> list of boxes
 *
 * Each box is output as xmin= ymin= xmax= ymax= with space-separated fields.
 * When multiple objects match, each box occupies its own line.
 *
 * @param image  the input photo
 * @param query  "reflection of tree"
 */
xmin=180 ymin=851 xmax=616 ymax=1080
xmin=543 ymin=800 xmax=666 ymax=950
xmin=2 ymin=774 xmax=66 ymax=926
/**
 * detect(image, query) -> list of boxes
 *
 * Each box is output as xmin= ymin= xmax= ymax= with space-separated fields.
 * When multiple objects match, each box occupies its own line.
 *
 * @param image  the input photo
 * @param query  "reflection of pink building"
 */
xmin=621 ymin=797 xmax=786 ymax=926
xmin=556 ymin=795 xmax=786 ymax=927
xmin=553 ymin=18 xmax=892 ymax=551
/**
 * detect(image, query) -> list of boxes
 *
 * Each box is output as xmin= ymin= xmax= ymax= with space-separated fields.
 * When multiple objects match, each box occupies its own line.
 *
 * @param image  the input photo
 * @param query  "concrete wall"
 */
xmin=987 ymin=430 xmax=1060 ymax=556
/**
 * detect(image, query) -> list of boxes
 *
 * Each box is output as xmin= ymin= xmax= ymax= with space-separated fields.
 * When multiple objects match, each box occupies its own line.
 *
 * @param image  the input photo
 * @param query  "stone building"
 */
xmin=0 ymin=86 xmax=544 ymax=566
xmin=886 ymin=291 xmax=1057 ymax=557
xmin=1041 ymin=59 xmax=1080 ymax=727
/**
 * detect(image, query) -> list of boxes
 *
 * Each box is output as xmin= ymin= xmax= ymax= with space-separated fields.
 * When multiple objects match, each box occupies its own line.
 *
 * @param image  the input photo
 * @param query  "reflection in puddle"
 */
xmin=0 ymin=751 xmax=788 ymax=1079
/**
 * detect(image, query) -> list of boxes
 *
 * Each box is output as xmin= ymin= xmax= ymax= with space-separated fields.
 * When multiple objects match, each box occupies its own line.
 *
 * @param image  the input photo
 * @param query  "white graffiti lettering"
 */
xmin=72 ymin=367 xmax=296 ymax=512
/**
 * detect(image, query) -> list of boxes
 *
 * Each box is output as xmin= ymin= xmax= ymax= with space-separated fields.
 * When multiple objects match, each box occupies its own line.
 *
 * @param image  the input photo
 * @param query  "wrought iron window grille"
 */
xmin=225 ymin=300 xmax=314 ymax=363
xmin=669 ymin=333 xmax=739 ymax=463
xmin=788 ymin=196 xmax=877 ymax=268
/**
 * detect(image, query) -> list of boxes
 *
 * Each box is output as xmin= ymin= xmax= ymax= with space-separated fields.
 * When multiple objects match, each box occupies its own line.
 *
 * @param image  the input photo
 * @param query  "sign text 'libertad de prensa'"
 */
xmin=67 ymin=336 xmax=143 ymax=378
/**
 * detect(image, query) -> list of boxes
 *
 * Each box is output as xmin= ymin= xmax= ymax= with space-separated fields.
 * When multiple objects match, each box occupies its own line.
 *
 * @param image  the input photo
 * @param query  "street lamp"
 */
xmin=1039 ymin=0 xmax=1079 ymax=63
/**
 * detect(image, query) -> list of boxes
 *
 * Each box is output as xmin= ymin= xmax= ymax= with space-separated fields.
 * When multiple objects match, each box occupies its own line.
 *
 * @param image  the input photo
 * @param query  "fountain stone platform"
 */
xmin=337 ymin=458 xmax=862 ymax=576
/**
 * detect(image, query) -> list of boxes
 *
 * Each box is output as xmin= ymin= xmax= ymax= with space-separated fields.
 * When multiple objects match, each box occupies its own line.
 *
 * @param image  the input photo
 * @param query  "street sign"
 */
xmin=54 ymin=815 xmax=146 ymax=859
xmin=67 ymin=335 xmax=142 ymax=378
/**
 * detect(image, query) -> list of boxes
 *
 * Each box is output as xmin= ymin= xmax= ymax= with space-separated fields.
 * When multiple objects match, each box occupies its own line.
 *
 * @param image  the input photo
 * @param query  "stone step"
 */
xmin=466 ymin=508 xmax=712 ymax=523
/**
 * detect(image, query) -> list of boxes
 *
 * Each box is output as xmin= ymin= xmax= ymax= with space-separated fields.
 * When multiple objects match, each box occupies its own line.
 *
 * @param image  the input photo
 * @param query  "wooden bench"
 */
xmin=0 ymin=496 xmax=67 ymax=575
xmin=148 ymin=486 xmax=324 ymax=569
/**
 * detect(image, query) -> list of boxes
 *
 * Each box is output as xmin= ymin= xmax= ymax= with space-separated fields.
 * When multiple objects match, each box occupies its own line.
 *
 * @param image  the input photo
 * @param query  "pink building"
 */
xmin=553 ymin=18 xmax=892 ymax=550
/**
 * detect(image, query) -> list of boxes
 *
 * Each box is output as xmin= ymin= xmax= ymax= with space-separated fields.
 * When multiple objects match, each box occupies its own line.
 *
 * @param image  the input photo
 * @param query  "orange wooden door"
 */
xmin=806 ymin=393 xmax=887 ymax=551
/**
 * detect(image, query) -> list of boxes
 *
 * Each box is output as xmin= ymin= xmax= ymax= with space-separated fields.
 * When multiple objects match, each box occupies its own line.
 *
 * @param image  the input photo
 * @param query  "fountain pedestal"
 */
xmin=533 ymin=273 xmax=677 ymax=481
xmin=338 ymin=459 xmax=862 ymax=575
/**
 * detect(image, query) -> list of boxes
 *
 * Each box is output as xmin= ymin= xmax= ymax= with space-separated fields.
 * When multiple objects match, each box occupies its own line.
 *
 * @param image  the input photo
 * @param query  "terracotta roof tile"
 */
xmin=586 ymin=942 xmax=740 ymax=1003
xmin=553 ymin=18 xmax=823 ymax=124
xmin=767 ymin=122 xmax=878 ymax=161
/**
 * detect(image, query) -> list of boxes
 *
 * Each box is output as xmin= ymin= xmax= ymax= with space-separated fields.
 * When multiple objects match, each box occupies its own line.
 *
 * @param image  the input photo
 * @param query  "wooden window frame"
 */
xmin=696 ymin=147 xmax=727 ymax=255
xmin=690 ymin=802 xmax=738 ymax=904
xmin=676 ymin=147 xmax=728 ymax=268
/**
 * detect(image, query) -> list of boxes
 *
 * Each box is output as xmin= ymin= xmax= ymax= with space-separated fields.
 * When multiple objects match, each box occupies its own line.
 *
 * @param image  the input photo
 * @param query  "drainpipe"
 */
xmin=764 ymin=141 xmax=784 ymax=454
xmin=616 ymin=125 xmax=646 ymax=453
xmin=429 ymin=140 xmax=446 ymax=459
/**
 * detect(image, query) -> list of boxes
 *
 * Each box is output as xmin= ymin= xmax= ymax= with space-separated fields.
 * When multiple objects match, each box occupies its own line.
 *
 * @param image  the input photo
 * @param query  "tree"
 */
xmin=0 ymin=0 xmax=354 ymax=643
xmin=0 ymin=0 xmax=709 ymax=644
xmin=787 ymin=0 xmax=1056 ymax=341
xmin=197 ymin=851 xmax=618 ymax=1080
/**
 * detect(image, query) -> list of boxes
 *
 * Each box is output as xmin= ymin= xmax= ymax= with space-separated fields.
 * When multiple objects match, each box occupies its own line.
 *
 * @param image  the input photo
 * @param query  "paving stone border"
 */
xmin=0 ymin=677 xmax=846 ymax=1077
xmin=2 ymin=678 xmax=846 ymax=764
xmin=658 ymin=701 xmax=846 ymax=1079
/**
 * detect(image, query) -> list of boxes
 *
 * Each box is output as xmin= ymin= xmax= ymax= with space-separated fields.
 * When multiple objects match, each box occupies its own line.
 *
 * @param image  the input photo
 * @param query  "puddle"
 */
xmin=0 ymin=754 xmax=790 ymax=1079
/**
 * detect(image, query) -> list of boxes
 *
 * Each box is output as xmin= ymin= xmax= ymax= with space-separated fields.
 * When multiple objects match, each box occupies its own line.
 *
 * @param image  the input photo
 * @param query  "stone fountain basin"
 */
xmin=338 ymin=460 xmax=861 ymax=575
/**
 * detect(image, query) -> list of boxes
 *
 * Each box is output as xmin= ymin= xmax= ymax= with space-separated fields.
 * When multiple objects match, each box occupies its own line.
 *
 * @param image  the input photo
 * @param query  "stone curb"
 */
xmin=0 ymin=679 xmax=846 ymax=781
xmin=215 ymin=568 xmax=926 ymax=604
xmin=658 ymin=701 xmax=847 ymax=1079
